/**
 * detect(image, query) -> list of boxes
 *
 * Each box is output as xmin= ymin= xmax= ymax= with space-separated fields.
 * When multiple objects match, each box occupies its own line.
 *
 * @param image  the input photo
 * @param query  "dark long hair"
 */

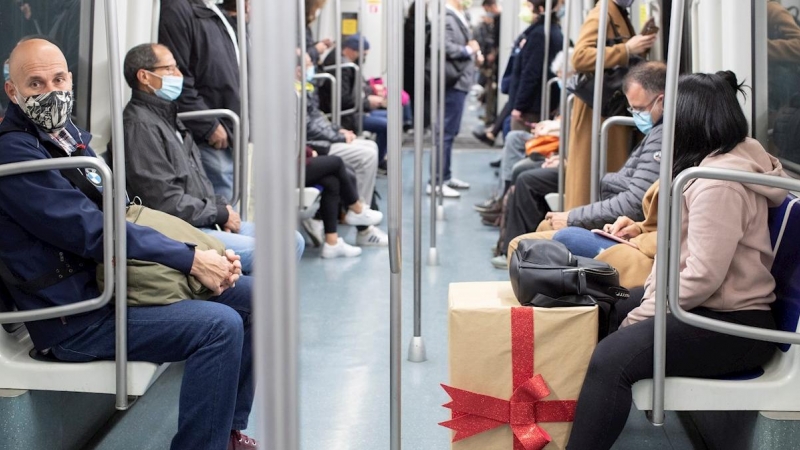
xmin=530 ymin=0 xmax=559 ymax=24
xmin=672 ymin=71 xmax=749 ymax=177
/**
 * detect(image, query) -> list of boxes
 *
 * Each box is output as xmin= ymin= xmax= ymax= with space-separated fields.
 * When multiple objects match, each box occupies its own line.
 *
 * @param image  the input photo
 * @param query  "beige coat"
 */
xmin=565 ymin=2 xmax=638 ymax=209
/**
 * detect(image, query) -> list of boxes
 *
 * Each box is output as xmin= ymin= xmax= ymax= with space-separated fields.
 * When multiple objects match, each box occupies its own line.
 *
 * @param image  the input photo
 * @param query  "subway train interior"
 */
xmin=0 ymin=0 xmax=800 ymax=449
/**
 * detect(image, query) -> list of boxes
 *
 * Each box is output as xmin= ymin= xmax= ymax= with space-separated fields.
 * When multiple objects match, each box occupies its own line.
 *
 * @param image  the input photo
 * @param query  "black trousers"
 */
xmin=567 ymin=288 xmax=778 ymax=450
xmin=305 ymin=155 xmax=359 ymax=234
xmin=502 ymin=167 xmax=559 ymax=254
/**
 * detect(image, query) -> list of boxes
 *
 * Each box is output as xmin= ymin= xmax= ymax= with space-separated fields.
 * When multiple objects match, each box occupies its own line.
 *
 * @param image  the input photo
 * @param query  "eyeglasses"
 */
xmin=147 ymin=64 xmax=179 ymax=74
xmin=627 ymin=95 xmax=660 ymax=114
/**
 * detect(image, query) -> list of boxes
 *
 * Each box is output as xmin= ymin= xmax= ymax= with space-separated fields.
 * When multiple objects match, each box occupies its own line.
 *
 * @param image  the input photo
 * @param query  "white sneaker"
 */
xmin=426 ymin=183 xmax=461 ymax=198
xmin=446 ymin=178 xmax=471 ymax=189
xmin=344 ymin=207 xmax=383 ymax=226
xmin=321 ymin=238 xmax=362 ymax=258
xmin=301 ymin=219 xmax=324 ymax=248
xmin=356 ymin=226 xmax=389 ymax=246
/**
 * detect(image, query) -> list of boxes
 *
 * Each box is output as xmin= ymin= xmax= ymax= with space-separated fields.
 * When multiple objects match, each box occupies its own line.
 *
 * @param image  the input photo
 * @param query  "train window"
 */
xmin=0 ymin=0 xmax=94 ymax=129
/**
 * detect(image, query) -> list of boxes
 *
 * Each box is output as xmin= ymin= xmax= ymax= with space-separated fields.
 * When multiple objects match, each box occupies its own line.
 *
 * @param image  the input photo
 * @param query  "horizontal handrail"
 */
xmin=0 ymin=157 xmax=114 ymax=324
xmin=177 ymin=109 xmax=242 ymax=207
xmin=666 ymin=167 xmax=800 ymax=344
xmin=543 ymin=77 xmax=559 ymax=122
xmin=598 ymin=116 xmax=636 ymax=182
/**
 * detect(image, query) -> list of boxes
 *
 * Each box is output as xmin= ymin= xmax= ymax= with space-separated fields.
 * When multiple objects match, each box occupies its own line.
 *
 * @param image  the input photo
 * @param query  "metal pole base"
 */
xmin=427 ymin=247 xmax=439 ymax=266
xmin=436 ymin=205 xmax=445 ymax=221
xmin=407 ymin=336 xmax=427 ymax=362
xmin=645 ymin=410 xmax=665 ymax=427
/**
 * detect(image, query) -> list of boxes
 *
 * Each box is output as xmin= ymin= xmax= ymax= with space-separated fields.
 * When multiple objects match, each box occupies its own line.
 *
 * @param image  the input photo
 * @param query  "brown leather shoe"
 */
xmin=228 ymin=431 xmax=258 ymax=449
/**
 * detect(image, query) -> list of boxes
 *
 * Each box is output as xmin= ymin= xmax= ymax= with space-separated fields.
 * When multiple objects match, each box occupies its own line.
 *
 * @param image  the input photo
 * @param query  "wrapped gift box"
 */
xmin=441 ymin=281 xmax=598 ymax=450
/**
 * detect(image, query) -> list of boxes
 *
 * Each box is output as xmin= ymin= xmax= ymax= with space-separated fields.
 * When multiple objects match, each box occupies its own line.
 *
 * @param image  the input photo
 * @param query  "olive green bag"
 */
xmin=97 ymin=205 xmax=226 ymax=306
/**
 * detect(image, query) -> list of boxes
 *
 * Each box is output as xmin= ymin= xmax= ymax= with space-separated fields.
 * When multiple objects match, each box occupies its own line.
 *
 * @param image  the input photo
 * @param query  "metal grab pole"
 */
xmin=298 ymin=0 xmax=308 ymax=209
xmin=599 ymin=116 xmax=635 ymax=181
xmin=558 ymin=94 xmax=574 ymax=212
xmin=650 ymin=0 xmax=686 ymax=427
xmin=253 ymin=0 xmax=299 ymax=447
xmin=437 ymin=0 xmax=446 ymax=220
xmin=590 ymin=0 xmax=610 ymax=203
xmin=539 ymin=0 xmax=554 ymax=120
xmin=334 ymin=0 xmax=343 ymax=125
xmin=557 ymin=0 xmax=573 ymax=212
xmin=408 ymin=0 xmax=427 ymax=364
xmin=543 ymin=77 xmax=559 ymax=121
xmin=428 ymin=0 xmax=440 ymax=265
xmin=104 ymin=0 xmax=130 ymax=411
xmin=236 ymin=0 xmax=250 ymax=220
xmin=387 ymin=0 xmax=403 ymax=447
xmin=356 ymin=0 xmax=366 ymax=135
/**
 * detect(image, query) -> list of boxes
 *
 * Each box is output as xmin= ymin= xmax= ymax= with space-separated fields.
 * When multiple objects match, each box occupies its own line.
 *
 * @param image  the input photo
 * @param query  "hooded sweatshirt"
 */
xmin=624 ymin=138 xmax=789 ymax=327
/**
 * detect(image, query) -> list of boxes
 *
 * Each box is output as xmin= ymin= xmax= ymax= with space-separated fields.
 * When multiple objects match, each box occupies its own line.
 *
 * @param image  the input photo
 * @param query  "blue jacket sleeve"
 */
xmin=513 ymin=27 xmax=545 ymax=113
xmin=0 ymin=135 xmax=196 ymax=275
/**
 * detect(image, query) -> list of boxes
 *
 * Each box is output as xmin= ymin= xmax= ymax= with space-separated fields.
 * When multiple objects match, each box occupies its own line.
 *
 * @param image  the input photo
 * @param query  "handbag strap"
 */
xmin=43 ymin=144 xmax=105 ymax=211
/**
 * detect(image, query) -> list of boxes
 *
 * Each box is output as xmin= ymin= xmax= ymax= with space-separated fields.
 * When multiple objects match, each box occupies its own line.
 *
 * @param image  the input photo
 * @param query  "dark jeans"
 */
xmin=436 ymin=88 xmax=468 ymax=183
xmin=362 ymin=110 xmax=389 ymax=163
xmin=306 ymin=155 xmax=359 ymax=234
xmin=568 ymin=288 xmax=778 ymax=450
xmin=51 ymin=276 xmax=256 ymax=450
xmin=503 ymin=167 xmax=559 ymax=254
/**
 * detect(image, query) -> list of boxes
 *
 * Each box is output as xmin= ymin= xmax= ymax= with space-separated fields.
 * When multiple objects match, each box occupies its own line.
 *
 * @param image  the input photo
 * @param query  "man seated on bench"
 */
xmin=0 ymin=37 xmax=257 ymax=450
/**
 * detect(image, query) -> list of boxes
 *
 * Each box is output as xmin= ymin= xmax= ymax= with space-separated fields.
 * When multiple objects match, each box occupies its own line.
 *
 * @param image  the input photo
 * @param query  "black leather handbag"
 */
xmin=509 ymin=240 xmax=630 ymax=307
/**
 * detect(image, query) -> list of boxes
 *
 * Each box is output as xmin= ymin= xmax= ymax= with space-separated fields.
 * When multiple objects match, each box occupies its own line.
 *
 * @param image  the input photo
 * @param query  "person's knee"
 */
xmin=203 ymin=303 xmax=245 ymax=350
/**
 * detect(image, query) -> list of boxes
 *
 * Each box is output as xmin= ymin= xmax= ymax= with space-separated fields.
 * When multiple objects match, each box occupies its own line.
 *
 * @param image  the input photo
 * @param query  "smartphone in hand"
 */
xmin=591 ymin=229 xmax=640 ymax=249
xmin=641 ymin=17 xmax=659 ymax=36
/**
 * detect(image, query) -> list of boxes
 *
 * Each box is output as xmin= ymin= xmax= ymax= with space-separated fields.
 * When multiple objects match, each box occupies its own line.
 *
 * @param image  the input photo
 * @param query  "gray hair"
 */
xmin=623 ymin=61 xmax=667 ymax=95
xmin=123 ymin=43 xmax=159 ymax=90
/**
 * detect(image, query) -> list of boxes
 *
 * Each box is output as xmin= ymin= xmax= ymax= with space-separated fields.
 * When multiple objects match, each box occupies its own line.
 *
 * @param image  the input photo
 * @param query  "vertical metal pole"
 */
xmin=236 ymin=0 xmax=251 ymax=220
xmin=428 ymin=0 xmax=440 ymax=265
xmin=751 ymin=0 xmax=769 ymax=146
xmin=539 ymin=0 xmax=553 ymax=120
xmin=357 ymin=0 xmax=366 ymax=135
xmin=253 ymin=0 xmax=299 ymax=447
xmin=298 ymin=0 xmax=308 ymax=208
xmin=335 ymin=0 xmax=343 ymax=125
xmin=651 ymin=0 xmax=686 ymax=428
xmin=590 ymin=0 xmax=610 ymax=203
xmin=437 ymin=0 xmax=446 ymax=220
xmin=557 ymin=0 xmax=573 ymax=212
xmin=387 ymin=0 xmax=403 ymax=447
xmin=408 ymin=0 xmax=427 ymax=363
xmin=104 ymin=0 xmax=129 ymax=410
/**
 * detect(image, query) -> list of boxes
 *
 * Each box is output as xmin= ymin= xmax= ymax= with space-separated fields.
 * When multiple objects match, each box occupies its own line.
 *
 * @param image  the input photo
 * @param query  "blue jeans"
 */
xmin=362 ymin=110 xmax=388 ymax=163
xmin=52 ymin=276 xmax=256 ymax=450
xmin=553 ymin=227 xmax=618 ymax=258
xmin=202 ymin=221 xmax=256 ymax=274
xmin=440 ymin=89 xmax=468 ymax=183
xmin=198 ymin=143 xmax=235 ymax=202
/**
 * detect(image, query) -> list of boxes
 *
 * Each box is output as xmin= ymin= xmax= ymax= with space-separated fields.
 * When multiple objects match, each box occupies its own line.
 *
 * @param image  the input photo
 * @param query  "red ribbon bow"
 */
xmin=439 ymin=307 xmax=576 ymax=450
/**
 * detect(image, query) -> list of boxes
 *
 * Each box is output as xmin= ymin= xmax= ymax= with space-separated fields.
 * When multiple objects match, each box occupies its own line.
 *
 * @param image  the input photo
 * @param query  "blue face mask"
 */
xmin=614 ymin=0 xmax=635 ymax=8
xmin=149 ymin=73 xmax=184 ymax=101
xmin=306 ymin=66 xmax=316 ymax=83
xmin=556 ymin=7 xmax=566 ymax=19
xmin=632 ymin=110 xmax=654 ymax=134
xmin=556 ymin=79 xmax=564 ymax=90
xmin=3 ymin=63 xmax=8 ymax=82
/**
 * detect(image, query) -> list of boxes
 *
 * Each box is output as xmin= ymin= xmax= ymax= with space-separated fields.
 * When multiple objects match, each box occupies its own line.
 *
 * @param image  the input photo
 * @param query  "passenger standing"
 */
xmin=305 ymin=0 xmax=334 ymax=67
xmin=159 ymin=0 xmax=242 ymax=201
xmin=564 ymin=0 xmax=655 ymax=209
xmin=437 ymin=0 xmax=483 ymax=198
xmin=567 ymin=72 xmax=787 ymax=450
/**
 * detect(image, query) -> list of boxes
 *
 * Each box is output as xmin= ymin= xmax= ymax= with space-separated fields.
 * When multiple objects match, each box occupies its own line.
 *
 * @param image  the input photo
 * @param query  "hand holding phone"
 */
xmin=592 ymin=229 xmax=639 ymax=249
xmin=641 ymin=17 xmax=659 ymax=36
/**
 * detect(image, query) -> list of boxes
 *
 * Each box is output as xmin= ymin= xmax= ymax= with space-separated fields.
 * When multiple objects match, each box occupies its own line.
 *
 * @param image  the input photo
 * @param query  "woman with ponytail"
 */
xmin=566 ymin=71 xmax=789 ymax=450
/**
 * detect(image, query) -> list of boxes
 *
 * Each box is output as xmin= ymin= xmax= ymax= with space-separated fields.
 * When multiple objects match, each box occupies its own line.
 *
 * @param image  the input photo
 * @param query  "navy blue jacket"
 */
xmin=0 ymin=103 xmax=196 ymax=350
xmin=511 ymin=17 xmax=564 ymax=115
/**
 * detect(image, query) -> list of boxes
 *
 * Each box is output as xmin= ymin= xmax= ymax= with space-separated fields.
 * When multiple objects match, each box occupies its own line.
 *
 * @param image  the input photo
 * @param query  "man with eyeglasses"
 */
xmin=496 ymin=61 xmax=666 ymax=269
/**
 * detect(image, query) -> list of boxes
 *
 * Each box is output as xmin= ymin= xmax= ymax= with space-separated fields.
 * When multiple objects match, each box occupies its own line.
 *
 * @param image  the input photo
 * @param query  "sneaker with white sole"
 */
xmin=321 ymin=238 xmax=362 ymax=258
xmin=446 ymin=178 xmax=471 ymax=189
xmin=356 ymin=226 xmax=389 ymax=246
xmin=301 ymin=219 xmax=324 ymax=248
xmin=344 ymin=207 xmax=383 ymax=226
xmin=490 ymin=255 xmax=508 ymax=269
xmin=426 ymin=183 xmax=461 ymax=198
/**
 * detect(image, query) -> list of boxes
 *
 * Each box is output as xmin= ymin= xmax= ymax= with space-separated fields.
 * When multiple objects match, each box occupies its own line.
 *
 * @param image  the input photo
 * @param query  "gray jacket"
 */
xmin=567 ymin=122 xmax=663 ymax=229
xmin=123 ymin=90 xmax=229 ymax=228
xmin=444 ymin=8 xmax=476 ymax=93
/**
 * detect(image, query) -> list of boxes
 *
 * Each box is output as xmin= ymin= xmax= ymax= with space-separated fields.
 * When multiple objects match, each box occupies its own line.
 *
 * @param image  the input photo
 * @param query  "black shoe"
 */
xmin=481 ymin=216 xmax=501 ymax=227
xmin=489 ymin=158 xmax=501 ymax=168
xmin=472 ymin=130 xmax=496 ymax=147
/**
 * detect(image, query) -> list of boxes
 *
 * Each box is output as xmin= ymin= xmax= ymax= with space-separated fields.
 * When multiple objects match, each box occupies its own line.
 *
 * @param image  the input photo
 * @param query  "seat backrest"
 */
xmin=768 ymin=195 xmax=800 ymax=351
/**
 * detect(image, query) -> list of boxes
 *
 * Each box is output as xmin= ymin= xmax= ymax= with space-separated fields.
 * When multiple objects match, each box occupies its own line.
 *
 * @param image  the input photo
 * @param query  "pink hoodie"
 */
xmin=624 ymin=138 xmax=789 ymax=327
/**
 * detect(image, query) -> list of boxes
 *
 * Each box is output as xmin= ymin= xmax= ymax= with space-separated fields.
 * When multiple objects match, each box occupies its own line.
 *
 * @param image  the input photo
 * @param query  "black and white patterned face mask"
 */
xmin=15 ymin=89 xmax=73 ymax=132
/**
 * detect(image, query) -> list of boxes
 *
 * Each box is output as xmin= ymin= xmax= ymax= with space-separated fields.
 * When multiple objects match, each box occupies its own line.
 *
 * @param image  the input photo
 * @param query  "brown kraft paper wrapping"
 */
xmin=446 ymin=281 xmax=598 ymax=450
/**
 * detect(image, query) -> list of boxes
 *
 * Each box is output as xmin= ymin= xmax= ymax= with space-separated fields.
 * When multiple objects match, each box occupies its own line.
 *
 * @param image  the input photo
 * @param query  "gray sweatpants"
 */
xmin=330 ymin=138 xmax=379 ymax=204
